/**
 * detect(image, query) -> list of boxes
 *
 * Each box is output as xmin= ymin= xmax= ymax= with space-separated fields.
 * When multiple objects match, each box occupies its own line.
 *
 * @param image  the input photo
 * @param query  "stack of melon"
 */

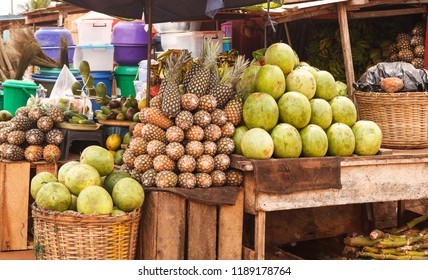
xmin=31 ymin=146 xmax=144 ymax=215
xmin=233 ymin=42 xmax=383 ymax=159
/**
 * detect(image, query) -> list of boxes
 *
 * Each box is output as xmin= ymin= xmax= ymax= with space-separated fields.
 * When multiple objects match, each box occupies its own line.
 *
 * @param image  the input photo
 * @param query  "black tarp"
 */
xmin=61 ymin=0 xmax=264 ymax=23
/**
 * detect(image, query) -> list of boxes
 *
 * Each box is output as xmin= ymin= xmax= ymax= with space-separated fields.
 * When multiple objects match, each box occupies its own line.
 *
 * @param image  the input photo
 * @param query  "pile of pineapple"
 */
xmin=386 ymin=22 xmax=426 ymax=69
xmin=120 ymin=39 xmax=245 ymax=189
xmin=0 ymin=96 xmax=64 ymax=162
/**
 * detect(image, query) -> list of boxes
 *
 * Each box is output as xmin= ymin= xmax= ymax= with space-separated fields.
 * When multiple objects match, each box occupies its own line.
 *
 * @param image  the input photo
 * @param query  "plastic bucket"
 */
xmin=2 ymin=80 xmax=37 ymax=116
xmin=114 ymin=66 xmax=138 ymax=97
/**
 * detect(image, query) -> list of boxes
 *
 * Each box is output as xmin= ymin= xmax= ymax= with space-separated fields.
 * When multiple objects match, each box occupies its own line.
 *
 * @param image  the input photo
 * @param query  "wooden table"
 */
xmin=231 ymin=149 xmax=428 ymax=260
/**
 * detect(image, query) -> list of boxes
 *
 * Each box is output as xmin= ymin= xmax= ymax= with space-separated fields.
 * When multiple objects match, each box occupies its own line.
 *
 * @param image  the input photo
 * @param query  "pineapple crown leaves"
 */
xmin=164 ymin=51 xmax=192 ymax=83
xmin=202 ymin=38 xmax=221 ymax=68
xmin=221 ymin=55 xmax=250 ymax=86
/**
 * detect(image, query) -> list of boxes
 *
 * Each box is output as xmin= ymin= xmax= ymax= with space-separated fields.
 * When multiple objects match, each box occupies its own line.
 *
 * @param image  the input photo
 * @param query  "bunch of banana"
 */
xmin=64 ymin=110 xmax=96 ymax=125
xmin=152 ymin=49 xmax=192 ymax=86
xmin=217 ymin=49 xmax=239 ymax=67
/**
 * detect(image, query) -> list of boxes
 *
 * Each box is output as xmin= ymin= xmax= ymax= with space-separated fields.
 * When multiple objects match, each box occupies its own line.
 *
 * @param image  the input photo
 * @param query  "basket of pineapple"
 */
xmin=31 ymin=145 xmax=144 ymax=260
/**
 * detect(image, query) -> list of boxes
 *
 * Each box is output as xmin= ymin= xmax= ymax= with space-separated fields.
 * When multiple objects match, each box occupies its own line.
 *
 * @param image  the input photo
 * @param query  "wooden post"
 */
xmin=337 ymin=2 xmax=356 ymax=102
xmin=424 ymin=5 xmax=428 ymax=70
xmin=254 ymin=210 xmax=266 ymax=260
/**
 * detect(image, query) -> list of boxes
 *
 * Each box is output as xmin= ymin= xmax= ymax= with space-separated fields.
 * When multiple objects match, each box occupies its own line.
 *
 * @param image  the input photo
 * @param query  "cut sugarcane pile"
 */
xmin=343 ymin=215 xmax=428 ymax=260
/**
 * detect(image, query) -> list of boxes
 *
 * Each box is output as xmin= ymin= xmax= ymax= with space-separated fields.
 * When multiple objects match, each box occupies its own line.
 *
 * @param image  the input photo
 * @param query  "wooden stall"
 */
xmin=232 ymin=149 xmax=428 ymax=260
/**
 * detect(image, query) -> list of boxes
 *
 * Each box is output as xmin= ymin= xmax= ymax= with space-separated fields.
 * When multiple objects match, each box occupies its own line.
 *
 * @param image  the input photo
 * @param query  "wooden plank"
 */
xmin=254 ymin=210 xmax=266 ymax=260
xmin=338 ymin=2 xmax=355 ymax=101
xmin=252 ymin=156 xmax=341 ymax=194
xmin=187 ymin=201 xmax=217 ymax=260
xmin=0 ymin=162 xmax=31 ymax=251
xmin=217 ymin=188 xmax=244 ymax=260
xmin=35 ymin=163 xmax=57 ymax=175
xmin=265 ymin=204 xmax=363 ymax=246
xmin=243 ymin=172 xmax=257 ymax=215
xmin=255 ymin=161 xmax=428 ymax=211
xmin=349 ymin=7 xmax=426 ymax=19
xmin=243 ymin=246 xmax=256 ymax=260
xmin=142 ymin=191 xmax=186 ymax=260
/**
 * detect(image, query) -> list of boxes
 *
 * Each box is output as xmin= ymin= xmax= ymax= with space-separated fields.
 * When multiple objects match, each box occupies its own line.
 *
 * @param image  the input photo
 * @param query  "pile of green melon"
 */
xmin=31 ymin=146 xmax=144 ymax=215
xmin=234 ymin=42 xmax=382 ymax=159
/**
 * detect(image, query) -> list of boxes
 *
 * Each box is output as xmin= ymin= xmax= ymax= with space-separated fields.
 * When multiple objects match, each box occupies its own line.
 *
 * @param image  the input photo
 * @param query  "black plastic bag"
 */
xmin=352 ymin=62 xmax=428 ymax=92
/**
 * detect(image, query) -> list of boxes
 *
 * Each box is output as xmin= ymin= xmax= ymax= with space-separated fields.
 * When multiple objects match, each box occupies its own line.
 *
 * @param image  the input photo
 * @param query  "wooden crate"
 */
xmin=139 ymin=188 xmax=244 ymax=260
xmin=0 ymin=160 xmax=57 ymax=252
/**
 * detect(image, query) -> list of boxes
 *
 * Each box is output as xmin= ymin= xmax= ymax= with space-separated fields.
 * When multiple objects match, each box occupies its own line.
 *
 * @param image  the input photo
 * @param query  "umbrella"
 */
xmin=61 ymin=0 xmax=264 ymax=23
xmin=60 ymin=0 xmax=267 ymax=100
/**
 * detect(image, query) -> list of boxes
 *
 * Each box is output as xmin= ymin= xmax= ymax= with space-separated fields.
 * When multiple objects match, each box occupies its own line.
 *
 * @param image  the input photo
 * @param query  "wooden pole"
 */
xmin=146 ymin=0 xmax=153 ymax=107
xmin=337 ymin=2 xmax=355 ymax=102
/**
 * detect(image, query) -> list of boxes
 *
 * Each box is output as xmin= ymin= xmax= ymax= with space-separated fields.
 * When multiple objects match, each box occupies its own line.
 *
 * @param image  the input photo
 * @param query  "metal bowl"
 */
xmin=154 ymin=22 xmax=191 ymax=33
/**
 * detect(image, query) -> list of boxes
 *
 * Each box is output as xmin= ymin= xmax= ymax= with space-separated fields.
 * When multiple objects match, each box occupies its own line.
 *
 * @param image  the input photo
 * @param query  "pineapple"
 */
xmin=185 ymin=125 xmax=204 ymax=141
xmin=221 ymin=122 xmax=235 ymax=138
xmin=210 ymin=55 xmax=249 ymax=108
xmin=155 ymin=171 xmax=178 ymax=188
xmin=28 ymin=107 xmax=44 ymax=122
xmin=396 ymin=32 xmax=412 ymax=43
xmin=24 ymin=145 xmax=43 ymax=162
xmin=134 ymin=154 xmax=154 ymax=172
xmin=203 ymin=141 xmax=217 ymax=156
xmin=25 ymin=129 xmax=45 ymax=145
xmin=10 ymin=116 xmax=31 ymax=131
xmin=204 ymin=124 xmax=222 ymax=142
xmin=412 ymin=22 xmax=425 ymax=36
xmin=37 ymin=116 xmax=54 ymax=132
xmin=7 ymin=130 xmax=26 ymax=146
xmin=217 ymin=137 xmax=235 ymax=155
xmin=141 ymin=124 xmax=167 ymax=143
xmin=0 ymin=122 xmax=10 ymax=129
xmin=132 ymin=123 xmax=145 ymax=137
xmin=396 ymin=39 xmax=411 ymax=51
xmin=223 ymin=95 xmax=244 ymax=126
xmin=198 ymin=95 xmax=217 ymax=112
xmin=165 ymin=142 xmax=185 ymax=161
xmin=410 ymin=36 xmax=425 ymax=47
xmin=153 ymin=154 xmax=175 ymax=172
xmin=180 ymin=93 xmax=200 ymax=111
xmin=0 ymin=127 xmax=12 ymax=144
xmin=149 ymin=94 xmax=163 ymax=110
xmin=398 ymin=49 xmax=414 ymax=63
xmin=196 ymin=154 xmax=215 ymax=173
xmin=129 ymin=137 xmax=148 ymax=156
xmin=122 ymin=149 xmax=136 ymax=168
xmin=15 ymin=106 xmax=30 ymax=117
xmin=214 ymin=154 xmax=231 ymax=171
xmin=195 ymin=173 xmax=212 ymax=188
xmin=161 ymin=51 xmax=192 ymax=118
xmin=412 ymin=58 xmax=425 ymax=69
xmin=46 ymin=107 xmax=65 ymax=123
xmin=120 ymin=163 xmax=132 ymax=173
xmin=185 ymin=141 xmax=204 ymax=159
xmin=386 ymin=43 xmax=399 ymax=57
xmin=0 ymin=143 xmax=25 ymax=161
xmin=226 ymin=169 xmax=244 ymax=186
xmin=183 ymin=60 xmax=203 ymax=92
xmin=45 ymin=129 xmax=64 ymax=145
xmin=43 ymin=144 xmax=61 ymax=163
xmin=211 ymin=109 xmax=228 ymax=126
xmin=177 ymin=155 xmax=197 ymax=173
xmin=175 ymin=110 xmax=194 ymax=131
xmin=139 ymin=107 xmax=150 ymax=124
xmin=146 ymin=140 xmax=166 ymax=157
xmin=193 ymin=110 xmax=212 ymax=128
xmin=211 ymin=170 xmax=227 ymax=187
xmin=146 ymin=107 xmax=174 ymax=129
xmin=141 ymin=169 xmax=157 ymax=187
xmin=414 ymin=45 xmax=425 ymax=58
xmin=186 ymin=38 xmax=220 ymax=96
xmin=166 ymin=126 xmax=185 ymax=143
xmin=129 ymin=169 xmax=143 ymax=183
xmin=178 ymin=172 xmax=197 ymax=189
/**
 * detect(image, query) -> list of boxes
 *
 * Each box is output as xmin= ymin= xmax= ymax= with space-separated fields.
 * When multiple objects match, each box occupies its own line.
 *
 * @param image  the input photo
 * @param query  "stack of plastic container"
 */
xmin=35 ymin=27 xmax=76 ymax=65
xmin=111 ymin=21 xmax=151 ymax=98
xmin=74 ymin=19 xmax=115 ymax=109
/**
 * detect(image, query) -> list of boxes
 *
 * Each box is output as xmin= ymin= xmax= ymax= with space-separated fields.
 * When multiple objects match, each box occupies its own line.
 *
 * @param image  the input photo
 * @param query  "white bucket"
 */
xmin=138 ymin=59 xmax=156 ymax=83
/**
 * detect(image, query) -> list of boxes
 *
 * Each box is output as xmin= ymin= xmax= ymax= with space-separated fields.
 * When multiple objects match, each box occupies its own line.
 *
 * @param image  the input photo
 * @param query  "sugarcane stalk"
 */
xmin=392 ymin=215 xmax=428 ymax=234
xmin=370 ymin=229 xmax=385 ymax=240
xmin=358 ymin=251 xmax=428 ymax=260
xmin=397 ymin=242 xmax=428 ymax=252
xmin=344 ymin=235 xmax=378 ymax=247
xmin=376 ymin=231 xmax=427 ymax=248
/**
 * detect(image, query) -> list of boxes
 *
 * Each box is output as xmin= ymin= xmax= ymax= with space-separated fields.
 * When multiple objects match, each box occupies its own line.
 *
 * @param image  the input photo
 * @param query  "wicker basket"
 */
xmin=354 ymin=91 xmax=428 ymax=149
xmin=31 ymin=203 xmax=141 ymax=260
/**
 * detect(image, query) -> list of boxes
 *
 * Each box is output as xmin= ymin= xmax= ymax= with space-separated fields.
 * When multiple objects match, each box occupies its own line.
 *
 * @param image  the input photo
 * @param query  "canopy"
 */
xmin=61 ymin=0 xmax=264 ymax=23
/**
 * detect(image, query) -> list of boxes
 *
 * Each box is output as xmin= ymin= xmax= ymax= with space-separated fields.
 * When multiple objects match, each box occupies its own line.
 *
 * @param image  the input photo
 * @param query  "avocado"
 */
xmin=79 ymin=60 xmax=91 ymax=76
xmin=119 ymin=96 xmax=127 ymax=106
xmin=107 ymin=112 xmax=117 ymax=120
xmin=108 ymin=99 xmax=121 ymax=109
xmin=133 ymin=112 xmax=141 ymax=122
xmin=95 ymin=82 xmax=107 ymax=97
xmin=0 ymin=110 xmax=13 ymax=121
xmin=71 ymin=81 xmax=82 ymax=96
xmin=116 ymin=113 xmax=126 ymax=121
xmin=125 ymin=107 xmax=137 ymax=121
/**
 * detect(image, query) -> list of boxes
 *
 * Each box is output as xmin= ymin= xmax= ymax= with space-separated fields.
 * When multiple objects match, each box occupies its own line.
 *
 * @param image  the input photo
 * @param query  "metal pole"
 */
xmin=146 ymin=0 xmax=153 ymax=106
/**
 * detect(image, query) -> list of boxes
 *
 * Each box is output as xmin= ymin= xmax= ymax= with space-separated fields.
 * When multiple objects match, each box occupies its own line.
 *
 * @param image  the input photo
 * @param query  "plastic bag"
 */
xmin=352 ymin=62 xmax=428 ymax=92
xmin=48 ymin=65 xmax=93 ymax=118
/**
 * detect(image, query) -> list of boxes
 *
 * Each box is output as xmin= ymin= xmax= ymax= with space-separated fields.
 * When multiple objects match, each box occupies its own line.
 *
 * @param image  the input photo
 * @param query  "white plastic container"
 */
xmin=78 ymin=19 xmax=113 ymax=45
xmin=138 ymin=59 xmax=156 ymax=82
xmin=160 ymin=31 xmax=223 ymax=58
xmin=73 ymin=44 xmax=115 ymax=71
